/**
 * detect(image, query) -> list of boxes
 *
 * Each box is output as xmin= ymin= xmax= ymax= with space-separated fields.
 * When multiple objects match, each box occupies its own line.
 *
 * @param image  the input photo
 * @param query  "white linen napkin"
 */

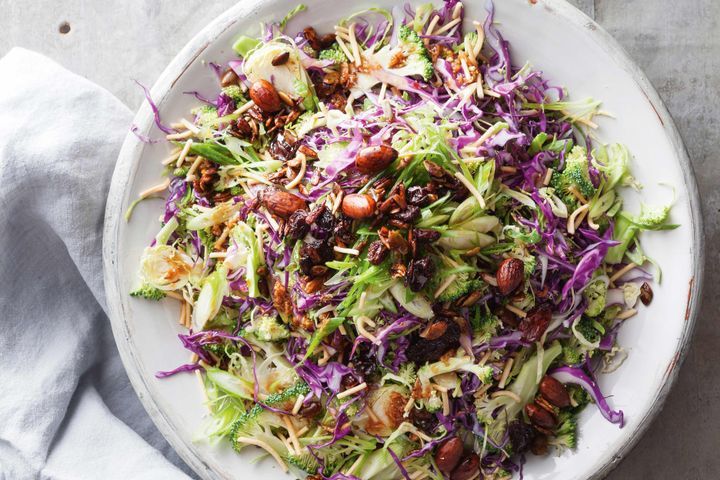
xmin=0 ymin=48 xmax=192 ymax=480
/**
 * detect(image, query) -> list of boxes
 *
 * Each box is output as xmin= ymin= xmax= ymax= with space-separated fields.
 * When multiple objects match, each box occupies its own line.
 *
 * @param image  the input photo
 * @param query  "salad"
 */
xmin=129 ymin=1 xmax=677 ymax=479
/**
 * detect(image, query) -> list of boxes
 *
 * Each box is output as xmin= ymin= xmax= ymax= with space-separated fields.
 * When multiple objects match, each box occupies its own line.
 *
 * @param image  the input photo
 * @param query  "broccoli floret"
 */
xmin=130 ymin=284 xmax=166 ymax=301
xmin=247 ymin=315 xmax=290 ymax=342
xmin=375 ymin=25 xmax=433 ymax=81
xmin=319 ymin=43 xmax=348 ymax=63
xmin=230 ymin=404 xmax=285 ymax=452
xmin=435 ymin=274 xmax=484 ymax=302
xmin=221 ymin=85 xmax=245 ymax=103
xmin=285 ymin=451 xmax=320 ymax=474
xmin=561 ymin=339 xmax=584 ymax=366
xmin=574 ymin=316 xmax=602 ymax=345
xmin=192 ymin=104 xmax=218 ymax=126
xmin=550 ymin=146 xmax=597 ymax=207
xmin=583 ymin=278 xmax=607 ymax=317
xmin=423 ymin=390 xmax=443 ymax=413
xmin=470 ymin=308 xmax=501 ymax=343
xmin=549 ymin=412 xmax=578 ymax=451
xmin=567 ymin=384 xmax=592 ymax=412
xmin=230 ymin=382 xmax=310 ymax=453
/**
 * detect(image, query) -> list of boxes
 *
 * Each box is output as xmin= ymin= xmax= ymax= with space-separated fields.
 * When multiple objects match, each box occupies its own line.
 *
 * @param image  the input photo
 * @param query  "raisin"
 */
xmin=508 ymin=420 xmax=536 ymax=455
xmin=286 ymin=209 xmax=310 ymax=240
xmin=518 ymin=305 xmax=552 ymax=342
xmin=268 ymin=132 xmax=297 ymax=161
xmin=392 ymin=205 xmax=420 ymax=224
xmin=302 ymin=27 xmax=322 ymax=51
xmin=307 ymin=205 xmax=336 ymax=240
xmin=413 ymin=228 xmax=441 ymax=244
xmin=299 ymin=238 xmax=333 ymax=276
xmin=407 ymin=186 xmax=433 ymax=206
xmin=333 ymin=215 xmax=355 ymax=244
xmin=367 ymin=240 xmax=389 ymax=265
xmin=409 ymin=407 xmax=439 ymax=435
xmin=351 ymin=343 xmax=378 ymax=379
xmin=407 ymin=257 xmax=435 ymax=292
xmin=406 ymin=320 xmax=460 ymax=365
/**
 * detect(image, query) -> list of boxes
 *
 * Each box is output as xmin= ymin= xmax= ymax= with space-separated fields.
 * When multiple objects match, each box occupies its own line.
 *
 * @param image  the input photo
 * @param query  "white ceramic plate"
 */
xmin=103 ymin=1 xmax=704 ymax=479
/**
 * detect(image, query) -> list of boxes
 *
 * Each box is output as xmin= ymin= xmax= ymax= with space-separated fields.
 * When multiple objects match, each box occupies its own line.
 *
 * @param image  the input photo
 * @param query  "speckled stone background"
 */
xmin=0 ymin=1 xmax=712 ymax=478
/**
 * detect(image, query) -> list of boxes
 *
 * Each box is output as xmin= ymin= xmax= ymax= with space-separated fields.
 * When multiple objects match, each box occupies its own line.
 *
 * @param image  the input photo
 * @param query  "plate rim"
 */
xmin=102 ymin=1 xmax=705 ymax=479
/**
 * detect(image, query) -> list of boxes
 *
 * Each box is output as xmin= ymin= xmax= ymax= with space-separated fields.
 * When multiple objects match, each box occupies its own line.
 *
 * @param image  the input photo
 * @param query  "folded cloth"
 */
xmin=0 ymin=48 xmax=192 ymax=480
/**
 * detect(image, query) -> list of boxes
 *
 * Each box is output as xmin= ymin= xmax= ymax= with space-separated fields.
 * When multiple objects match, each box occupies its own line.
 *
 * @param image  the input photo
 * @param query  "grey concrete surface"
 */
xmin=0 ymin=0 xmax=713 ymax=478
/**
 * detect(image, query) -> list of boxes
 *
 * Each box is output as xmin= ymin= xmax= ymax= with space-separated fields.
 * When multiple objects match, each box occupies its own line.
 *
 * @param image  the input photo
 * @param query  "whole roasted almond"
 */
xmin=249 ymin=79 xmax=282 ymax=113
xmin=518 ymin=305 xmax=552 ymax=342
xmin=355 ymin=144 xmax=398 ymax=174
xmin=341 ymin=193 xmax=376 ymax=219
xmin=539 ymin=375 xmax=571 ymax=408
xmin=496 ymin=257 xmax=525 ymax=295
xmin=525 ymin=402 xmax=557 ymax=430
xmin=434 ymin=436 xmax=463 ymax=474
xmin=261 ymin=189 xmax=307 ymax=218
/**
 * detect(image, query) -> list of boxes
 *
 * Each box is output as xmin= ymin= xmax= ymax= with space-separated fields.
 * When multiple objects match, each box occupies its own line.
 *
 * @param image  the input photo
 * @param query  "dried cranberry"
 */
xmin=407 ymin=257 xmax=435 ymax=292
xmin=406 ymin=320 xmax=460 ymax=365
xmin=268 ymin=132 xmax=298 ymax=161
xmin=413 ymin=229 xmax=441 ymax=244
xmin=333 ymin=215 xmax=355 ymax=244
xmin=286 ymin=210 xmax=310 ymax=240
xmin=367 ymin=241 xmax=389 ymax=265
xmin=351 ymin=343 xmax=378 ymax=379
xmin=508 ymin=420 xmax=536 ymax=455
xmin=307 ymin=205 xmax=336 ymax=240
xmin=302 ymin=27 xmax=322 ymax=51
xmin=409 ymin=407 xmax=439 ymax=434
xmin=392 ymin=205 xmax=420 ymax=224
xmin=518 ymin=305 xmax=552 ymax=342
xmin=406 ymin=186 xmax=432 ymax=206
xmin=299 ymin=238 xmax=333 ymax=275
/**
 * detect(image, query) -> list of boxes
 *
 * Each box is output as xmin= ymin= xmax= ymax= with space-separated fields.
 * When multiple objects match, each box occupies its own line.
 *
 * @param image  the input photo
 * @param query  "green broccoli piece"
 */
xmin=549 ymin=412 xmax=578 ymax=451
xmin=550 ymin=146 xmax=597 ymax=207
xmin=130 ymin=284 xmax=166 ymax=301
xmin=230 ymin=382 xmax=310 ymax=452
xmin=375 ymin=25 xmax=433 ymax=81
xmin=247 ymin=315 xmax=290 ymax=342
xmin=583 ymin=278 xmax=607 ymax=317
xmin=221 ymin=85 xmax=245 ymax=103
xmin=319 ymin=43 xmax=348 ymax=63
xmin=574 ymin=316 xmax=602 ymax=344
xmin=192 ymin=104 xmax=218 ymax=126
xmin=423 ymin=391 xmax=443 ymax=413
xmin=435 ymin=274 xmax=484 ymax=302
xmin=285 ymin=451 xmax=320 ymax=474
xmin=470 ymin=308 xmax=501 ymax=343
xmin=567 ymin=384 xmax=592 ymax=412
xmin=561 ymin=339 xmax=584 ymax=366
